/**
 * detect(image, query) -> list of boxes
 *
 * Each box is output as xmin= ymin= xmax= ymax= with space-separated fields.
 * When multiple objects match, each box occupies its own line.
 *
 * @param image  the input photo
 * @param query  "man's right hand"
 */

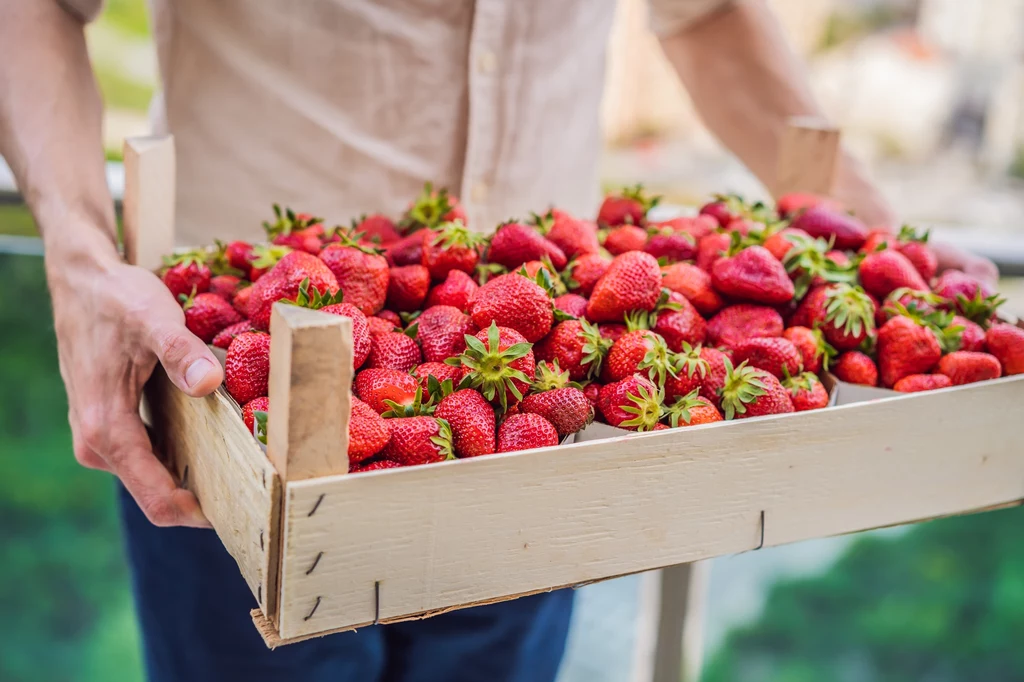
xmin=49 ymin=237 xmax=222 ymax=528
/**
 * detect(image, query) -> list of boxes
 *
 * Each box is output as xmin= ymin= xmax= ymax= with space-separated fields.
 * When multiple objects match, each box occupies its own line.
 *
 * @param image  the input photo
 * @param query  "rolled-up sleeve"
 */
xmin=56 ymin=0 xmax=104 ymax=23
xmin=648 ymin=0 xmax=734 ymax=37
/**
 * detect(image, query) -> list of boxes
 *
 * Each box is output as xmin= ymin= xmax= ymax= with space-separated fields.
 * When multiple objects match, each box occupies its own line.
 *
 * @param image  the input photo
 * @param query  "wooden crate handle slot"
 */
xmin=122 ymin=136 xmax=176 ymax=269
xmin=775 ymin=117 xmax=840 ymax=198
xmin=268 ymin=303 xmax=353 ymax=481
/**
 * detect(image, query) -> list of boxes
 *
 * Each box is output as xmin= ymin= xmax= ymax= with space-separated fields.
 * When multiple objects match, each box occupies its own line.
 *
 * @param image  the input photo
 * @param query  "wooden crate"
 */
xmin=126 ymin=136 xmax=1024 ymax=647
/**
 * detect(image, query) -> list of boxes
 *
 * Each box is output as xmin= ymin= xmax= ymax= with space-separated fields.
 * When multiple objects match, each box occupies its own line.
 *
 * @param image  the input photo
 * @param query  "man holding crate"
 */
xmin=0 ymin=1 xmax=997 ymax=681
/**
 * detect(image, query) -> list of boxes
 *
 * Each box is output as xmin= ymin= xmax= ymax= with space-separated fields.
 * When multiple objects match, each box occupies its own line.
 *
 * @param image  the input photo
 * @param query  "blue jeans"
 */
xmin=117 ymin=484 xmax=574 ymax=682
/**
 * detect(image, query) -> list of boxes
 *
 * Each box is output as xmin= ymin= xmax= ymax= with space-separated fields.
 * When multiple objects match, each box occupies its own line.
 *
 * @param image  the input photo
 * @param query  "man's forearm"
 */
xmin=0 ymin=0 xmax=118 ymax=265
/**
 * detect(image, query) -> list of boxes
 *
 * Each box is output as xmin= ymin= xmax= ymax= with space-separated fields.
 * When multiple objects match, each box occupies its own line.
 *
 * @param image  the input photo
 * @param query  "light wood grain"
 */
xmin=272 ymin=376 xmax=1024 ymax=639
xmin=123 ymin=137 xmax=175 ymax=270
xmin=775 ymin=117 xmax=840 ymax=197
xmin=267 ymin=304 xmax=353 ymax=482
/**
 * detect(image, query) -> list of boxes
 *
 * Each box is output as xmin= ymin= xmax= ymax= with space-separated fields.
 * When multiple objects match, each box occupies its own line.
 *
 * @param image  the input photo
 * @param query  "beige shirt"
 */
xmin=67 ymin=0 xmax=728 ymax=245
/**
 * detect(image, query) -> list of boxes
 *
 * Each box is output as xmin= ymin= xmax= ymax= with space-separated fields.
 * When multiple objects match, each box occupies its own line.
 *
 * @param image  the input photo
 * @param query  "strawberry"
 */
xmin=319 ymin=240 xmax=390 ymax=316
xmin=487 ymin=222 xmax=567 ymax=271
xmin=600 ymin=324 xmax=628 ymax=343
xmin=780 ymin=233 xmax=860 ymax=300
xmin=952 ymin=315 xmax=985 ymax=352
xmin=520 ymin=387 xmax=594 ymax=437
xmin=421 ymin=221 xmax=484 ymax=281
xmin=697 ymin=347 xmax=731 ymax=407
xmin=597 ymin=374 xmax=662 ymax=431
xmin=380 ymin=416 xmax=454 ymax=466
xmin=181 ymin=292 xmax=245 ymax=343
xmin=585 ymin=251 xmax=661 ymax=323
xmin=553 ymin=293 xmax=588 ymax=319
xmin=711 ymin=245 xmax=794 ymax=305
xmin=351 ymin=458 xmax=403 ymax=473
xmin=663 ymin=390 xmax=723 ymax=428
xmin=644 ymin=230 xmax=697 ymax=263
xmin=354 ymin=214 xmax=401 ymax=246
xmin=719 ymin=361 xmax=795 ymax=419
xmin=387 ymin=231 xmax=428 ymax=267
xmin=367 ymin=331 xmax=422 ymax=372
xmin=651 ymin=293 xmax=706 ymax=352
xmin=783 ymin=372 xmax=829 ymax=411
xmin=376 ymin=309 xmax=401 ymax=326
xmin=543 ymin=210 xmax=601 ymax=258
xmin=652 ymin=215 xmax=717 ymax=241
xmin=367 ymin=316 xmax=399 ymax=334
xmin=416 ymin=305 xmax=476 ymax=362
xmin=400 ymin=183 xmax=465 ymax=233
xmin=707 ymin=304 xmax=784 ymax=349
xmin=859 ymin=249 xmax=928 ymax=300
xmin=583 ymin=382 xmax=602 ymax=410
xmin=877 ymin=315 xmax=942 ymax=387
xmin=660 ymin=262 xmax=723 ymax=316
xmin=699 ymin=196 xmax=744 ymax=227
xmin=354 ymin=368 xmax=421 ymax=414
xmin=241 ymin=396 xmax=270 ymax=437
xmin=497 ymin=413 xmax=560 ymax=452
xmin=878 ymin=288 xmax=942 ymax=323
xmin=606 ymin=329 xmax=664 ymax=383
xmin=732 ymin=337 xmax=803 ymax=380
xmin=937 ymin=351 xmax=1002 ymax=385
xmin=209 ymin=274 xmax=242 ymax=300
xmin=597 ymin=185 xmax=659 ymax=227
xmin=225 ymin=332 xmax=271 ymax=405
xmin=933 ymin=270 xmax=1001 ymax=324
xmin=892 ymin=374 xmax=952 ymax=393
xmin=762 ymin=228 xmax=811 ymax=262
xmin=782 ymin=326 xmax=833 ymax=374
xmin=534 ymin=319 xmax=605 ymax=381
xmin=247 ymin=244 xmax=292 ymax=282
xmin=425 ymin=269 xmax=478 ymax=311
xmin=661 ymin=343 xmax=709 ymax=402
xmin=318 ymin=303 xmax=372 ymax=369
xmin=212 ymin=320 xmax=253 ymax=350
xmin=348 ymin=396 xmax=392 ymax=464
xmin=792 ymin=284 xmax=875 ymax=352
xmin=564 ymin=253 xmax=610 ymax=297
xmin=603 ymin=225 xmax=648 ymax=255
xmin=412 ymin=361 xmax=465 ymax=391
xmin=386 ymin=264 xmax=431 ymax=312
xmin=832 ymin=351 xmax=878 ymax=386
xmin=456 ymin=323 xmax=536 ymax=411
xmin=161 ymin=252 xmax=211 ymax=299
xmin=232 ymin=286 xmax=253 ymax=317
xmin=247 ymin=251 xmax=339 ymax=331
xmin=225 ymin=240 xmax=256 ymax=271
xmin=434 ymin=389 xmax=496 ymax=457
xmin=985 ymin=323 xmax=1024 ymax=375
xmin=776 ymin=192 xmax=842 ymax=218
xmin=696 ymin=232 xmax=731 ymax=272
xmin=263 ymin=205 xmax=323 ymax=254
xmin=789 ymin=205 xmax=868 ymax=250
xmin=469 ymin=272 xmax=554 ymax=343
xmin=894 ymin=226 xmax=938 ymax=282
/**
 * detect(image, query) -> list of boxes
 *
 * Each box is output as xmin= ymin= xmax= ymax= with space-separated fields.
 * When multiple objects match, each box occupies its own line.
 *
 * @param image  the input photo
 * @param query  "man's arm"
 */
xmin=0 ymin=0 xmax=218 ymax=526
xmin=658 ymin=0 xmax=997 ymax=284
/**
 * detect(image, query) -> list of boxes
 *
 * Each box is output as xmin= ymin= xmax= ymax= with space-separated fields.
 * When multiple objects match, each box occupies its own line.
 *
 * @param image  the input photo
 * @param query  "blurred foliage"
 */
xmin=0 ymin=204 xmax=39 ymax=237
xmin=817 ymin=4 xmax=914 ymax=53
xmin=1010 ymin=146 xmax=1024 ymax=181
xmin=103 ymin=0 xmax=150 ymax=38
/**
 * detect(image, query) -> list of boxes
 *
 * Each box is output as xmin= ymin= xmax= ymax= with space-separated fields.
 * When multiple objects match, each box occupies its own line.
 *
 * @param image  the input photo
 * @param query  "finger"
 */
xmin=68 ymin=407 xmax=112 ymax=472
xmin=146 ymin=318 xmax=224 ymax=398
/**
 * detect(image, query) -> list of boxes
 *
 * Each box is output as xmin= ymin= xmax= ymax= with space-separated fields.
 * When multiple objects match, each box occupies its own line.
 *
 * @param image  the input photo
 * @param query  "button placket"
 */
xmin=461 ymin=0 xmax=503 ymax=227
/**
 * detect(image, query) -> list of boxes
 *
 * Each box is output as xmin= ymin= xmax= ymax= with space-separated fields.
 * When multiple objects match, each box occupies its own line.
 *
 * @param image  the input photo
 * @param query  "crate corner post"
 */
xmin=775 ymin=117 xmax=840 ymax=198
xmin=123 ymin=135 xmax=176 ymax=270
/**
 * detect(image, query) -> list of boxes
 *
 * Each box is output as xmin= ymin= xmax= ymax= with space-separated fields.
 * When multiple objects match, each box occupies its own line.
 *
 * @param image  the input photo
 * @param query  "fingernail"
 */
xmin=185 ymin=359 xmax=214 ymax=389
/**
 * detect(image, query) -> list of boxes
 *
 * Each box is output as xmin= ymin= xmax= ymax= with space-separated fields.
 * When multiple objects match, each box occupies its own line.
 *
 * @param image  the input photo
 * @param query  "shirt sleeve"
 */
xmin=56 ymin=0 xmax=104 ymax=23
xmin=648 ymin=0 xmax=735 ymax=38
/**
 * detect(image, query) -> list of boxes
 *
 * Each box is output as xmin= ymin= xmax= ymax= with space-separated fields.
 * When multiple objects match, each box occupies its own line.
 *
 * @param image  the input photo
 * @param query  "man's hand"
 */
xmin=50 ymin=239 xmax=222 ymax=527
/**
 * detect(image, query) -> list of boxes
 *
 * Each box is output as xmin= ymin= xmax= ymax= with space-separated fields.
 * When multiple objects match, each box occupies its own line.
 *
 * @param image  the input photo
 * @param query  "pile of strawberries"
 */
xmin=160 ymin=184 xmax=1024 ymax=473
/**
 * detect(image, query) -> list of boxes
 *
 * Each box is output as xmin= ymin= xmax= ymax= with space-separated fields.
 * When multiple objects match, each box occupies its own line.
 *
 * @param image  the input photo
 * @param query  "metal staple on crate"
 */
xmin=374 ymin=581 xmax=381 ymax=625
xmin=754 ymin=510 xmax=765 ymax=551
xmin=305 ymin=551 xmax=323 ymax=575
xmin=304 ymin=596 xmax=321 ymax=621
xmin=307 ymin=494 xmax=325 ymax=517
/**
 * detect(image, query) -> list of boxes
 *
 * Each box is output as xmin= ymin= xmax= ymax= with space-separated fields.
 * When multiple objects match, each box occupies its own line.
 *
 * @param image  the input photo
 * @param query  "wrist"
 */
xmin=41 ymin=212 xmax=123 ymax=294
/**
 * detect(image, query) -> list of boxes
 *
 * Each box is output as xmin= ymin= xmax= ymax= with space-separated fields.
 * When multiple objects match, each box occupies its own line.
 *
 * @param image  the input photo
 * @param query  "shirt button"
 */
xmin=478 ymin=50 xmax=497 ymax=74
xmin=471 ymin=181 xmax=489 ymax=203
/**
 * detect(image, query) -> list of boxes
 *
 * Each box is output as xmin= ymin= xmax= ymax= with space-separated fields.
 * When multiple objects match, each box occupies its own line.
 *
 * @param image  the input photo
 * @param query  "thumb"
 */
xmin=147 ymin=318 xmax=224 ymax=397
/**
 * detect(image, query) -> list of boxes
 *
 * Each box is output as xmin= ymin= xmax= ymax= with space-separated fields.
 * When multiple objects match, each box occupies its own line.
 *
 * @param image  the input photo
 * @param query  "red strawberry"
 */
xmin=425 ymin=269 xmax=478 ymax=311
xmin=367 ymin=316 xmax=399 ymax=334
xmin=597 ymin=374 xmax=662 ymax=430
xmin=413 ymin=362 xmax=465 ymax=391
xmin=789 ymin=206 xmax=868 ymax=250
xmin=783 ymin=372 xmax=829 ymax=411
xmin=603 ymin=225 xmax=648 ymax=256
xmin=497 ymin=413 xmax=559 ymax=452
xmin=719 ymin=361 xmax=795 ymax=419
xmin=544 ymin=210 xmax=601 ymax=259
xmin=387 ymin=231 xmax=428 ymax=267
xmin=696 ymin=232 xmax=732 ymax=272
xmin=782 ymin=326 xmax=832 ymax=374
xmin=732 ymin=337 xmax=803 ymax=379
xmin=600 ymin=324 xmax=628 ymax=343
xmin=263 ymin=205 xmax=323 ymax=254
xmin=520 ymin=387 xmax=594 ymax=437
xmin=583 ymin=382 xmax=602 ymax=410
xmin=354 ymin=368 xmax=421 ymax=414
xmin=225 ymin=240 xmax=256 ymax=271
xmin=644 ymin=230 xmax=697 ymax=263
xmin=937 ymin=351 xmax=1002 ymax=385
xmin=225 ymin=332 xmax=271 ymax=405
xmin=400 ymin=183 xmax=465 ymax=233
xmin=469 ymin=272 xmax=553 ymax=343
xmin=434 ymin=389 xmax=496 ymax=457
xmin=662 ymin=390 xmax=723 ymax=428
xmin=487 ymin=222 xmax=567 ymax=271
xmin=762 ymin=228 xmax=812 ymax=262
xmin=564 ymin=253 xmax=610 ymax=297
xmin=985 ymin=323 xmax=1024 ymax=375
xmin=699 ymin=196 xmax=744 ymax=227
xmin=241 ymin=396 xmax=270 ymax=437
xmin=660 ymin=262 xmax=723 ymax=316
xmin=376 ymin=309 xmax=401 ymax=325
xmin=832 ymin=351 xmax=878 ymax=386
xmin=367 ymin=331 xmax=421 ymax=372
xmin=711 ymin=245 xmax=794 ymax=305
xmin=859 ymin=249 xmax=928 ymax=300
xmin=652 ymin=293 xmax=706 ymax=352
xmin=933 ymin=270 xmax=997 ymax=319
xmin=598 ymin=185 xmax=659 ymax=227
xmin=534 ymin=320 xmax=605 ymax=382
xmin=318 ymin=302 xmax=372 ymax=369
xmin=181 ymin=292 xmax=245 ymax=343
xmin=660 ymin=343 xmax=709 ymax=402
xmin=877 ymin=315 xmax=942 ymax=387
xmin=380 ymin=416 xmax=453 ymax=466
xmin=792 ymin=284 xmax=876 ymax=352
xmin=247 ymin=244 xmax=292 ymax=282
xmin=893 ymin=374 xmax=952 ymax=393
xmin=652 ymin=215 xmax=717 ymax=241
xmin=952 ymin=315 xmax=985 ymax=352
xmin=553 ymin=293 xmax=588 ymax=319
xmin=355 ymin=214 xmax=401 ymax=246
xmin=212 ymin=320 xmax=252 ymax=350
xmin=606 ymin=330 xmax=663 ymax=383
xmin=895 ymin=229 xmax=938 ymax=282
xmin=348 ymin=397 xmax=392 ymax=463
xmin=386 ymin=264 xmax=431 ymax=312
xmin=458 ymin=324 xmax=536 ymax=410
xmin=232 ymin=286 xmax=253 ymax=317
xmin=776 ymin=192 xmax=842 ymax=218
xmin=161 ymin=252 xmax=211 ymax=299
xmin=319 ymin=241 xmax=390 ymax=316
xmin=697 ymin=347 xmax=730 ymax=407
xmin=209 ymin=275 xmax=242 ymax=300
xmin=416 ymin=305 xmax=476 ymax=362
xmin=585 ymin=251 xmax=661 ymax=323
xmin=421 ymin=221 xmax=484 ymax=281
xmin=351 ymin=458 xmax=402 ymax=473
xmin=247 ymin=251 xmax=340 ymax=331
xmin=707 ymin=304 xmax=784 ymax=349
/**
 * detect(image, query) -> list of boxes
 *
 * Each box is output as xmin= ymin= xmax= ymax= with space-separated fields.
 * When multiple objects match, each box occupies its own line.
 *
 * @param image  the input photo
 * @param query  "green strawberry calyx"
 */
xmin=578 ymin=319 xmax=612 ymax=380
xmin=429 ymin=418 xmax=457 ymax=461
xmin=619 ymin=381 xmax=665 ymax=432
xmin=822 ymin=283 xmax=876 ymax=340
xmin=399 ymin=182 xmax=455 ymax=234
xmin=531 ymin=360 xmax=575 ymax=392
xmin=451 ymin=322 xmax=533 ymax=412
xmin=664 ymin=388 xmax=705 ymax=428
xmin=253 ymin=410 xmax=268 ymax=445
xmin=430 ymin=220 xmax=485 ymax=252
xmin=718 ymin=359 xmax=769 ymax=420
xmin=262 ymin=203 xmax=322 ymax=238
xmin=636 ymin=335 xmax=677 ymax=388
xmin=953 ymin=290 xmax=1006 ymax=328
xmin=782 ymin=370 xmax=818 ymax=399
xmin=783 ymin=234 xmax=857 ymax=300
xmin=381 ymin=386 xmax=436 ymax=418
xmin=283 ymin=278 xmax=345 ymax=310
xmin=249 ymin=243 xmax=293 ymax=270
